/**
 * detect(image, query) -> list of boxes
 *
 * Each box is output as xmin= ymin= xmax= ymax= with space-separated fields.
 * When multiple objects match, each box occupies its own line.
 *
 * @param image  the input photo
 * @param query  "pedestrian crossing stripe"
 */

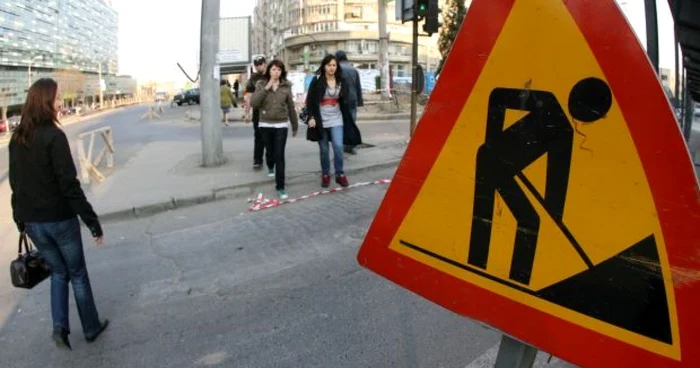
xmin=357 ymin=0 xmax=700 ymax=367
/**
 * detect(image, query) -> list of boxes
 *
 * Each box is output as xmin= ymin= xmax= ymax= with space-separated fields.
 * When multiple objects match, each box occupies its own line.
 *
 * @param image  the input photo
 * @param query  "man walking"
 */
xmin=245 ymin=56 xmax=269 ymax=170
xmin=335 ymin=50 xmax=364 ymax=154
xmin=233 ymin=79 xmax=240 ymax=100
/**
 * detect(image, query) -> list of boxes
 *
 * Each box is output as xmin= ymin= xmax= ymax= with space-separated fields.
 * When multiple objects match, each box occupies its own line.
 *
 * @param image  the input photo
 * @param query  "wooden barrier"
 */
xmin=77 ymin=126 xmax=114 ymax=184
xmin=141 ymin=102 xmax=165 ymax=120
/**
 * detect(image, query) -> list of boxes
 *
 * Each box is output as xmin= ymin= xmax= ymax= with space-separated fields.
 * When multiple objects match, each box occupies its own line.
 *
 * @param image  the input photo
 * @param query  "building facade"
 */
xmin=252 ymin=0 xmax=444 ymax=78
xmin=0 ymin=0 xmax=135 ymax=113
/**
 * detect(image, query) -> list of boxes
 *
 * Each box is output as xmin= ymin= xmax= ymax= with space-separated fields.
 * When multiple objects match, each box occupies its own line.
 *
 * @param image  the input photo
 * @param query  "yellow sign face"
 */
xmin=390 ymin=0 xmax=679 ymax=359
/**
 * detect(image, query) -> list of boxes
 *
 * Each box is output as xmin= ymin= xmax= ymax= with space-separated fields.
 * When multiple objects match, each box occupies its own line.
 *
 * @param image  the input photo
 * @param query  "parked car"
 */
xmin=173 ymin=88 xmax=200 ymax=106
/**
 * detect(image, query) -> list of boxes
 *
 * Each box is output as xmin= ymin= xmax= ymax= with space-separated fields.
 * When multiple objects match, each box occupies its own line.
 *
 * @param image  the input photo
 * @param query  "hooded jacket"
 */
xmin=335 ymin=50 xmax=364 ymax=107
xmin=250 ymin=79 xmax=299 ymax=133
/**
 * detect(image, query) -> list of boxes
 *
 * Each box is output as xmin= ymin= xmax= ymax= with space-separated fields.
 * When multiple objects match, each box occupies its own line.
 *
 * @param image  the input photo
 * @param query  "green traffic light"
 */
xmin=416 ymin=0 xmax=427 ymax=15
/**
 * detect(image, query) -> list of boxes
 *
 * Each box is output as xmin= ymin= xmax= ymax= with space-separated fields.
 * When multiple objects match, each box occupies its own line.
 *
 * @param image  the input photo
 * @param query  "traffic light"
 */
xmin=416 ymin=0 xmax=429 ymax=17
xmin=422 ymin=0 xmax=442 ymax=36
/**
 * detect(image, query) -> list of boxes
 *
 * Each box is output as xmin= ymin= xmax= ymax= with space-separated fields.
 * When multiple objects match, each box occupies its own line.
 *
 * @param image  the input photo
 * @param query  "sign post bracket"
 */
xmin=494 ymin=335 xmax=538 ymax=368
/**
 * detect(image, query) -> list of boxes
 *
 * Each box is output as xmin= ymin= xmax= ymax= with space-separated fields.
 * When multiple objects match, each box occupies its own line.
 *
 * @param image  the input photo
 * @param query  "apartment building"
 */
xmin=252 ymin=0 xmax=444 ymax=77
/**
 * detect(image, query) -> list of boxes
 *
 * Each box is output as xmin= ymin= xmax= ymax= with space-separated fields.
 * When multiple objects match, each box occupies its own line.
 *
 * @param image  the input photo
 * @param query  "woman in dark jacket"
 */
xmin=306 ymin=54 xmax=362 ymax=188
xmin=9 ymin=78 xmax=109 ymax=350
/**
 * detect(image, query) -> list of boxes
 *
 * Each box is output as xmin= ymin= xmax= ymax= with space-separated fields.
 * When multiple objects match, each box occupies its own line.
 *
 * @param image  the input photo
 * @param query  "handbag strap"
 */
xmin=18 ymin=233 xmax=31 ymax=256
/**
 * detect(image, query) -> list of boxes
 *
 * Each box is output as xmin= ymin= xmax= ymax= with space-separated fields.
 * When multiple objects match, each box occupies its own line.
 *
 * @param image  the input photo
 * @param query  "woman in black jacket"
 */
xmin=9 ymin=78 xmax=109 ymax=350
xmin=306 ymin=54 xmax=362 ymax=188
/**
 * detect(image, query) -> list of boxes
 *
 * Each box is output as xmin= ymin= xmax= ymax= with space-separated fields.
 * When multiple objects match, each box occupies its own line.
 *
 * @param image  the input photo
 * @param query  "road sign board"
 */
xmin=357 ymin=0 xmax=700 ymax=367
xmin=217 ymin=49 xmax=244 ymax=64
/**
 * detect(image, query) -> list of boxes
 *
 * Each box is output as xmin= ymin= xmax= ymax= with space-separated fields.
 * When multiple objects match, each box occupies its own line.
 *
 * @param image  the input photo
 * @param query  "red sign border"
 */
xmin=357 ymin=0 xmax=700 ymax=366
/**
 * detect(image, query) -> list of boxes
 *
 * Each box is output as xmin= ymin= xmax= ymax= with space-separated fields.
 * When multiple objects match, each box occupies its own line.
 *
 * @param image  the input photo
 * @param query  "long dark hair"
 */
xmin=265 ymin=60 xmax=288 ymax=82
xmin=315 ymin=54 xmax=343 ymax=81
xmin=13 ymin=78 xmax=60 ymax=145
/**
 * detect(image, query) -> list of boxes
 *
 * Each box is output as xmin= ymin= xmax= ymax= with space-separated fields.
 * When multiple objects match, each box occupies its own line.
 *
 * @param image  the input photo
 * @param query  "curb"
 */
xmin=357 ymin=113 xmax=411 ymax=121
xmin=99 ymin=158 xmax=402 ymax=223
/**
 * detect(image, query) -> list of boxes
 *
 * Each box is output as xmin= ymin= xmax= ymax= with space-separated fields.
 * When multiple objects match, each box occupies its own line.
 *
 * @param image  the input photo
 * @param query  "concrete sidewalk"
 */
xmin=81 ymin=117 xmax=700 ymax=222
xmin=85 ymin=130 xmax=407 ymax=222
xmin=180 ymin=106 xmax=416 ymax=123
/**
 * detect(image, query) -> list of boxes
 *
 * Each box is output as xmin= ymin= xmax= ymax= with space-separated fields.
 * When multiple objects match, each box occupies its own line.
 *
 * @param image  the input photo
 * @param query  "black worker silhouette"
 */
xmin=468 ymin=77 xmax=613 ymax=285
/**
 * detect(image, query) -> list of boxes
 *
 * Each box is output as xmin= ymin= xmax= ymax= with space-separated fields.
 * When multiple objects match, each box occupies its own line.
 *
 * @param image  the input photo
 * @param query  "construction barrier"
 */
xmin=77 ymin=126 xmax=114 ymax=184
xmin=248 ymin=179 xmax=391 ymax=212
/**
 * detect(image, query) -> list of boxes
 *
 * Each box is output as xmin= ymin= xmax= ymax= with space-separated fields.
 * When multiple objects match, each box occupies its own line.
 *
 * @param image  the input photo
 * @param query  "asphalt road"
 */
xmin=0 ymin=106 xmax=152 ymax=182
xmin=0 ymin=168 xmax=503 ymax=368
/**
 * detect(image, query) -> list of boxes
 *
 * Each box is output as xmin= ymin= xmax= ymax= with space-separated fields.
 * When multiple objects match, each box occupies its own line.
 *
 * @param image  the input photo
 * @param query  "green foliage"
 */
xmin=436 ymin=0 xmax=467 ymax=74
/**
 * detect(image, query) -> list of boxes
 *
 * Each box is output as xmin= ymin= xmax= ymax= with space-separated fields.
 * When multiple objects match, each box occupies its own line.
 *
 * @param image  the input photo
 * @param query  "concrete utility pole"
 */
xmin=378 ymin=0 xmax=391 ymax=99
xmin=200 ymin=0 xmax=224 ymax=167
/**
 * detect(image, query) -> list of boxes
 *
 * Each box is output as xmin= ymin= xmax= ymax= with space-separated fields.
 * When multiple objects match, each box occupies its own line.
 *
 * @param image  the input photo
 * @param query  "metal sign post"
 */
xmin=410 ymin=2 xmax=419 ymax=137
xmin=494 ymin=335 xmax=538 ymax=368
xmin=644 ymin=0 xmax=659 ymax=75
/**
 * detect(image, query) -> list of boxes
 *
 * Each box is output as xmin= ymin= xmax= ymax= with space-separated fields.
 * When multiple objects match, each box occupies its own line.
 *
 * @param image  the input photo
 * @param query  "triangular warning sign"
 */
xmin=357 ymin=0 xmax=700 ymax=367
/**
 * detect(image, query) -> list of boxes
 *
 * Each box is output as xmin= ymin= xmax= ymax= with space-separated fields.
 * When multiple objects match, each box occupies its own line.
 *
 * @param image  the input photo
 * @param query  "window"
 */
xmin=345 ymin=6 xmax=362 ymax=20
xmin=366 ymin=41 xmax=378 ymax=53
xmin=346 ymin=41 xmax=361 ymax=53
xmin=397 ymin=65 xmax=406 ymax=77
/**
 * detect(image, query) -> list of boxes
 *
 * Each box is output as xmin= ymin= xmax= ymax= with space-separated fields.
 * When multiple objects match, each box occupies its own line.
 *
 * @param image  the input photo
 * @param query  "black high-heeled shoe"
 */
xmin=52 ymin=327 xmax=72 ymax=351
xmin=86 ymin=319 xmax=110 ymax=343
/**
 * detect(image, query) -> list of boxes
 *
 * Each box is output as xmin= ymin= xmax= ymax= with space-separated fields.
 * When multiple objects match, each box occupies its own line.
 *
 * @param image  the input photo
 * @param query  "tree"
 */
xmin=53 ymin=69 xmax=86 ymax=107
xmin=436 ymin=0 xmax=467 ymax=75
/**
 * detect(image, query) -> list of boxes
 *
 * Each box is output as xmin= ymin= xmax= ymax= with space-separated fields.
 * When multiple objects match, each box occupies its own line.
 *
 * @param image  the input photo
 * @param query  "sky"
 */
xmin=112 ymin=0 xmax=679 ymax=86
xmin=618 ymin=0 xmax=678 ymax=75
xmin=112 ymin=0 xmax=255 ymax=84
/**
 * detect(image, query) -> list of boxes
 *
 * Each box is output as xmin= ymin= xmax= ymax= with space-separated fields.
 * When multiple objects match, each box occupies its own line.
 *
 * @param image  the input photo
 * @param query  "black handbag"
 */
xmin=10 ymin=233 xmax=51 ymax=289
xmin=300 ymin=105 xmax=320 ymax=142
xmin=299 ymin=105 xmax=310 ymax=125
xmin=306 ymin=126 xmax=320 ymax=142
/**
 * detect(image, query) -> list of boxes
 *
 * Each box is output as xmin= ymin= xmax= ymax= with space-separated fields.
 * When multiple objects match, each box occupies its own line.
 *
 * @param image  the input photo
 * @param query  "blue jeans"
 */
xmin=319 ymin=125 xmax=344 ymax=175
xmin=25 ymin=218 xmax=102 ymax=337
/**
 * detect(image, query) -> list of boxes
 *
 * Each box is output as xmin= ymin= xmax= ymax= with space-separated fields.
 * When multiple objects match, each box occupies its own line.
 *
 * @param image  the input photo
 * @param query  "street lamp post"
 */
xmin=28 ymin=56 xmax=43 ymax=89
xmin=98 ymin=61 xmax=103 ymax=107
xmin=291 ymin=33 xmax=321 ymax=72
